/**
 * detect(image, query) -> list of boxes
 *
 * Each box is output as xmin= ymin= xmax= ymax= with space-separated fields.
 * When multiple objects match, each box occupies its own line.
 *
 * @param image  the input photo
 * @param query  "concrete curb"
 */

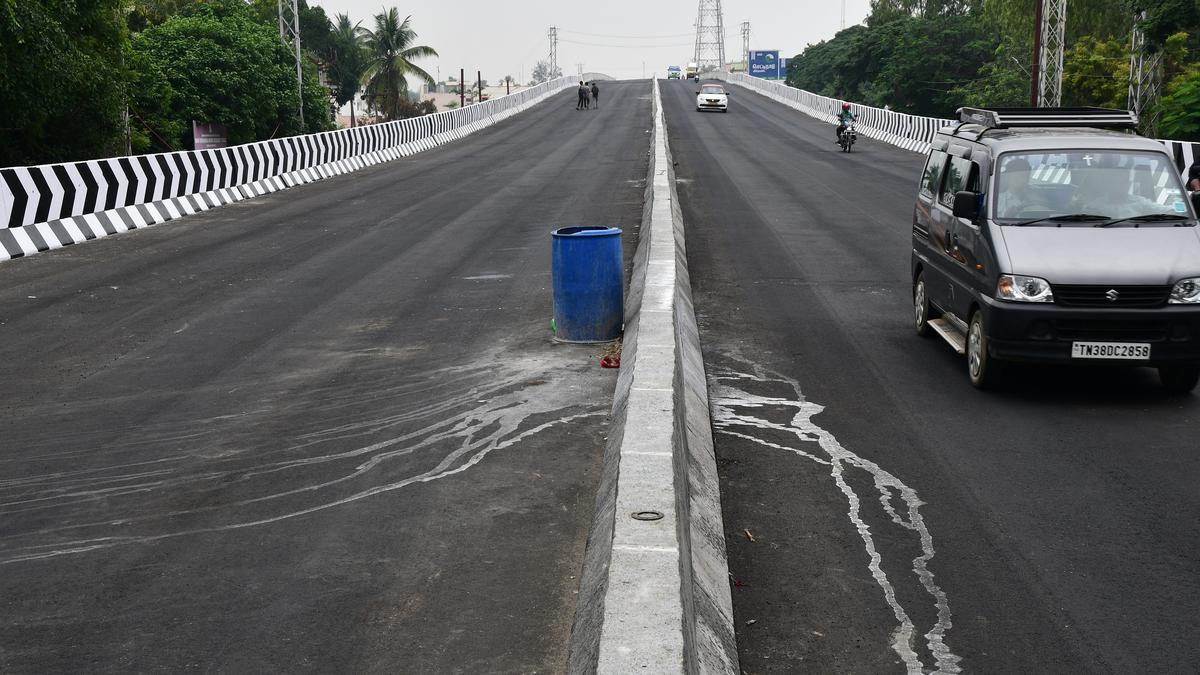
xmin=567 ymin=79 xmax=737 ymax=674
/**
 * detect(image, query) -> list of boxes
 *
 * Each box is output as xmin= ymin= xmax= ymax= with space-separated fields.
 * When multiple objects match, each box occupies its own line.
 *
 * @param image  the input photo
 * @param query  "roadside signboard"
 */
xmin=749 ymin=50 xmax=780 ymax=79
xmin=192 ymin=122 xmax=228 ymax=151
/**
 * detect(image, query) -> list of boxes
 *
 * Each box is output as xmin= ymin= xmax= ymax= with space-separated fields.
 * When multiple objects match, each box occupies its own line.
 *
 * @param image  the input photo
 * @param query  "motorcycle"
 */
xmin=838 ymin=121 xmax=857 ymax=153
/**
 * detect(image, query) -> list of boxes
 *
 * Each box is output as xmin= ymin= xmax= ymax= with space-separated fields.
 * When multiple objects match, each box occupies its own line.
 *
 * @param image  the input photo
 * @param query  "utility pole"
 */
xmin=740 ymin=21 xmax=750 ymax=69
xmin=841 ymin=0 xmax=847 ymax=30
xmin=1038 ymin=0 xmax=1067 ymax=107
xmin=478 ymin=70 xmax=483 ymax=103
xmin=1031 ymin=0 xmax=1043 ymax=106
xmin=1129 ymin=12 xmax=1163 ymax=135
xmin=277 ymin=0 xmax=304 ymax=127
xmin=693 ymin=0 xmax=726 ymax=72
xmin=548 ymin=26 xmax=559 ymax=77
xmin=460 ymin=68 xmax=466 ymax=107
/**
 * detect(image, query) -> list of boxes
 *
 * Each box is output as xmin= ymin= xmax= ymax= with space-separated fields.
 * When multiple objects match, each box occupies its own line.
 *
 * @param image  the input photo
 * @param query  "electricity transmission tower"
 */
xmin=277 ymin=0 xmax=303 ymax=126
xmin=740 ymin=21 xmax=750 ymax=68
xmin=548 ymin=26 xmax=559 ymax=76
xmin=693 ymin=0 xmax=726 ymax=72
xmin=1037 ymin=0 xmax=1067 ymax=107
xmin=1129 ymin=14 xmax=1163 ymax=134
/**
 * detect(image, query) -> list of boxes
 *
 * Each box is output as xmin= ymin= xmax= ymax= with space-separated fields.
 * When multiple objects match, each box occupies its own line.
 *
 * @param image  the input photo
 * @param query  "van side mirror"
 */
xmin=952 ymin=191 xmax=981 ymax=221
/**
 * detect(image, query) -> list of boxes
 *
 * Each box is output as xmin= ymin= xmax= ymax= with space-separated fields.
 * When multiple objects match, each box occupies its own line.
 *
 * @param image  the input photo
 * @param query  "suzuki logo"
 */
xmin=1106 ymin=289 xmax=1121 ymax=302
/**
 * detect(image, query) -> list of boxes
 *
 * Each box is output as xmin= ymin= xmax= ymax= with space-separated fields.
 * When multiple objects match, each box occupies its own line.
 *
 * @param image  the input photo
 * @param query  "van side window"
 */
xmin=938 ymin=157 xmax=979 ymax=209
xmin=920 ymin=151 xmax=948 ymax=199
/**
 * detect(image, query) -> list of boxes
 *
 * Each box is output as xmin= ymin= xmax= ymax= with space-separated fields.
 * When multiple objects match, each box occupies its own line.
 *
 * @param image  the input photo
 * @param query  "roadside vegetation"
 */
xmin=786 ymin=0 xmax=1200 ymax=139
xmin=0 ymin=0 xmax=438 ymax=166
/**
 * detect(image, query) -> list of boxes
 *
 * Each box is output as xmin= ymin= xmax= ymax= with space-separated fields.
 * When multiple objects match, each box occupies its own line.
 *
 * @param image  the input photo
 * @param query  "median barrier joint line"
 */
xmin=566 ymin=79 xmax=737 ymax=674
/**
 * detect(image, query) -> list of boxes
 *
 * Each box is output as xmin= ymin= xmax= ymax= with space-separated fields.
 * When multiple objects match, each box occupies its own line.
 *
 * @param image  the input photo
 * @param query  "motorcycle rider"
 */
xmin=835 ymin=102 xmax=856 ymax=143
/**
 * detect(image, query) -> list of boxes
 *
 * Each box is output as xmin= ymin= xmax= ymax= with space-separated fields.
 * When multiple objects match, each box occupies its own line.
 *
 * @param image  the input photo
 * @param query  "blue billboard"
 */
xmin=749 ymin=50 xmax=780 ymax=79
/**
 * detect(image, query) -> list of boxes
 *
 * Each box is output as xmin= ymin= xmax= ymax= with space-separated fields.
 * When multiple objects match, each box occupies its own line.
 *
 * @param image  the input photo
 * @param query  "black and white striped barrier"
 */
xmin=0 ymin=76 xmax=577 ymax=262
xmin=713 ymin=72 xmax=1200 ymax=176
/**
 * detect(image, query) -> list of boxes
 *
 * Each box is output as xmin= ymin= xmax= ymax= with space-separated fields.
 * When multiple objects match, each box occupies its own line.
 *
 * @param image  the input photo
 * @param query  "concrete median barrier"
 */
xmin=567 ymin=78 xmax=737 ymax=675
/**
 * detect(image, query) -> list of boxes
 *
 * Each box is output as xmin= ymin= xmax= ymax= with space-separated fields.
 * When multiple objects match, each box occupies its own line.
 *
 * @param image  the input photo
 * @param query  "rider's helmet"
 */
xmin=842 ymin=102 xmax=851 ymax=110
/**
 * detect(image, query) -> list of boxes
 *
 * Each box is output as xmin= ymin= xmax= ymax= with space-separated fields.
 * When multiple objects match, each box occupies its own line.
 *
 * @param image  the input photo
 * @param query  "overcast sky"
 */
xmin=309 ymin=0 xmax=873 ymax=84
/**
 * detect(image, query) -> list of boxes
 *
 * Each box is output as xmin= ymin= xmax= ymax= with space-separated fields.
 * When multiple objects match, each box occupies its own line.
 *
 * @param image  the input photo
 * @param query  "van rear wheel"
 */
xmin=1158 ymin=365 xmax=1200 ymax=394
xmin=967 ymin=311 xmax=1003 ymax=389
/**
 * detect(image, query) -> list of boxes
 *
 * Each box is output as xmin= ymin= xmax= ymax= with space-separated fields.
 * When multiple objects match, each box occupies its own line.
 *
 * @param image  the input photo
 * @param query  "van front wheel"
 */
xmin=1159 ymin=365 xmax=1199 ymax=395
xmin=914 ymin=273 xmax=932 ymax=337
xmin=967 ymin=311 xmax=1002 ymax=389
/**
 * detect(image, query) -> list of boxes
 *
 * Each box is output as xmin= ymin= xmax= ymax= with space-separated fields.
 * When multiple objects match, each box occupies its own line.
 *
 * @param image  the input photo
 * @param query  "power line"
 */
xmin=560 ymin=38 xmax=694 ymax=48
xmin=559 ymin=29 xmax=694 ymax=39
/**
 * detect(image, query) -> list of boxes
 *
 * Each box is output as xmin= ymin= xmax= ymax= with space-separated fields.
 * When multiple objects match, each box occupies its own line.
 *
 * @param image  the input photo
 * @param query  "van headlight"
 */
xmin=996 ymin=274 xmax=1054 ymax=303
xmin=1169 ymin=278 xmax=1200 ymax=304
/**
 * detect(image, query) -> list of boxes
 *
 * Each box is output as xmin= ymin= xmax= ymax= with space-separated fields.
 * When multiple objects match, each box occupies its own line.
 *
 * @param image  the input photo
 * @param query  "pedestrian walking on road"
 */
xmin=591 ymin=82 xmax=600 ymax=109
xmin=583 ymin=82 xmax=591 ymax=110
xmin=577 ymin=81 xmax=587 ymax=110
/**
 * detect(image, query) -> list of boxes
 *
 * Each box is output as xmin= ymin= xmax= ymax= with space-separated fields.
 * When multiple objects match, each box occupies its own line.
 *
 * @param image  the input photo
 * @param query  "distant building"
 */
xmin=420 ymin=80 xmax=526 ymax=109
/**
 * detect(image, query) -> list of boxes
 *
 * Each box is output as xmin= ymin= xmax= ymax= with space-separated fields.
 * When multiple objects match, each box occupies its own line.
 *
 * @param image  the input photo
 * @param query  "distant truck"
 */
xmin=685 ymin=62 xmax=699 ymax=80
xmin=667 ymin=65 xmax=682 ymax=79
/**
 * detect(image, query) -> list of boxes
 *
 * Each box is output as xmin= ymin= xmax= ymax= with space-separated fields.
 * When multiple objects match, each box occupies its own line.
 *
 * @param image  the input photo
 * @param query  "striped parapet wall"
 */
xmin=712 ymin=72 xmax=953 ymax=154
xmin=0 ymin=76 xmax=577 ymax=262
xmin=713 ymin=71 xmax=1200 ymax=175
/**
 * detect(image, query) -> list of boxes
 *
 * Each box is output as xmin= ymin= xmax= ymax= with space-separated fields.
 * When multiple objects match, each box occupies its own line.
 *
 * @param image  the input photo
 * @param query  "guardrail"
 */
xmin=0 ymin=75 xmax=577 ymax=262
xmin=712 ymin=72 xmax=1200 ymax=173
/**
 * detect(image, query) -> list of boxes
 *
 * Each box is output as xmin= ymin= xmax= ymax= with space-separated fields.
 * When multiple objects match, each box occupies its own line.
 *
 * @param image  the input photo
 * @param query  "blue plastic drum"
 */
xmin=551 ymin=226 xmax=623 ymax=342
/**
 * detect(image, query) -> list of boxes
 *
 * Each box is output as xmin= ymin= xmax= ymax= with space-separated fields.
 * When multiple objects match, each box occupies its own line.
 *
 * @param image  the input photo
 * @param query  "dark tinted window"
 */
xmin=939 ymin=156 xmax=979 ymax=209
xmin=920 ymin=151 xmax=948 ymax=199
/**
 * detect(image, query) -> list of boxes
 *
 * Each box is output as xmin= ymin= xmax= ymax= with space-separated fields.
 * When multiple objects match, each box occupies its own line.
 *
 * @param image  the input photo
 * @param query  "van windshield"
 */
xmin=993 ymin=151 xmax=1192 ymax=225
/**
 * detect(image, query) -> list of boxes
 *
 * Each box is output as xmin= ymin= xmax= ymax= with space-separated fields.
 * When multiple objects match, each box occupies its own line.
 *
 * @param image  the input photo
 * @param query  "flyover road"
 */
xmin=0 ymin=82 xmax=649 ymax=673
xmin=662 ymin=79 xmax=1200 ymax=673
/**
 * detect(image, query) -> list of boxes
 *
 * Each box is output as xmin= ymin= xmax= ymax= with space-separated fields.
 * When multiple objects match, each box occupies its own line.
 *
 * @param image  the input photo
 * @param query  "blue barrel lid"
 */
xmin=552 ymin=226 xmax=622 ymax=237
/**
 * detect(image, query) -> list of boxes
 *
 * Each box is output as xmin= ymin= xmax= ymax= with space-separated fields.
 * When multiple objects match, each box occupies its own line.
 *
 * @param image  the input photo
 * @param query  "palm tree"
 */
xmin=328 ymin=13 xmax=366 ymax=127
xmin=358 ymin=9 xmax=438 ymax=121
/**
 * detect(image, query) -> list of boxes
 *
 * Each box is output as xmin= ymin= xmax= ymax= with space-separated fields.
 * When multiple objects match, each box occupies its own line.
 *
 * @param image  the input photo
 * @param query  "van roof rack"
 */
xmin=957 ymin=107 xmax=1138 ymax=130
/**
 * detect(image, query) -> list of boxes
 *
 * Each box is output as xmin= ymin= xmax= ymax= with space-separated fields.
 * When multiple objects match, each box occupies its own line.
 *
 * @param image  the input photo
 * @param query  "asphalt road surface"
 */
xmin=0 ymin=82 xmax=650 ymax=673
xmin=662 ymin=79 xmax=1200 ymax=674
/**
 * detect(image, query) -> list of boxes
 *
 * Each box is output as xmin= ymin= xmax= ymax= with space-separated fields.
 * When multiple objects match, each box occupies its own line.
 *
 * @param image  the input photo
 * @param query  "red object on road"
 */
xmin=600 ymin=355 xmax=621 ymax=369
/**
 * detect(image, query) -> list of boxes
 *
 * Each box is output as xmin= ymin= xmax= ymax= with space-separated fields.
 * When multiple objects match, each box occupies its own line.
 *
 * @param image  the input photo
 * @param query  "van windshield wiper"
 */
xmin=1010 ymin=213 xmax=1111 ymax=227
xmin=1093 ymin=213 xmax=1191 ymax=228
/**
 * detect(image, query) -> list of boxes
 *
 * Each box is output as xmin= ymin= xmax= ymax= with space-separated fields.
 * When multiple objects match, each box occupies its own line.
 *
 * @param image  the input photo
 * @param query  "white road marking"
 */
xmin=0 ymin=354 xmax=607 ymax=565
xmin=710 ymin=358 xmax=961 ymax=675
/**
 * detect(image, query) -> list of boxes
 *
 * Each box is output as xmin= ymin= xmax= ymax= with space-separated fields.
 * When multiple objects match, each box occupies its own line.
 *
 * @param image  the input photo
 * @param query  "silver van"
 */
xmin=911 ymin=107 xmax=1200 ymax=393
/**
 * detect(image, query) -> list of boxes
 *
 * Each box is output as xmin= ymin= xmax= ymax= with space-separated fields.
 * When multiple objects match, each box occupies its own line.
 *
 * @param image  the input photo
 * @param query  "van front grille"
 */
xmin=1052 ymin=285 xmax=1171 ymax=308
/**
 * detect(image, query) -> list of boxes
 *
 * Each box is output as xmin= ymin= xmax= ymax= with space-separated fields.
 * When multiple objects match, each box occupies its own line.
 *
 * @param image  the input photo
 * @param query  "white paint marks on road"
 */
xmin=709 ymin=358 xmax=961 ymax=675
xmin=462 ymin=274 xmax=512 ymax=281
xmin=0 ymin=352 xmax=606 ymax=566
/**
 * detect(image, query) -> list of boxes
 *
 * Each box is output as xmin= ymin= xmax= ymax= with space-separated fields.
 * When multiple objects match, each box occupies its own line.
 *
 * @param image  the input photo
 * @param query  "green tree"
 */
xmin=787 ymin=15 xmax=992 ymax=117
xmin=326 ymin=13 xmax=366 ymax=123
xmin=0 ymin=0 xmax=128 ymax=165
xmin=1127 ymin=0 xmax=1200 ymax=47
xmin=359 ymin=9 xmax=438 ymax=120
xmin=129 ymin=2 xmax=331 ymax=149
xmin=1159 ymin=61 xmax=1200 ymax=140
xmin=1061 ymin=36 xmax=1129 ymax=109
xmin=530 ymin=60 xmax=563 ymax=84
